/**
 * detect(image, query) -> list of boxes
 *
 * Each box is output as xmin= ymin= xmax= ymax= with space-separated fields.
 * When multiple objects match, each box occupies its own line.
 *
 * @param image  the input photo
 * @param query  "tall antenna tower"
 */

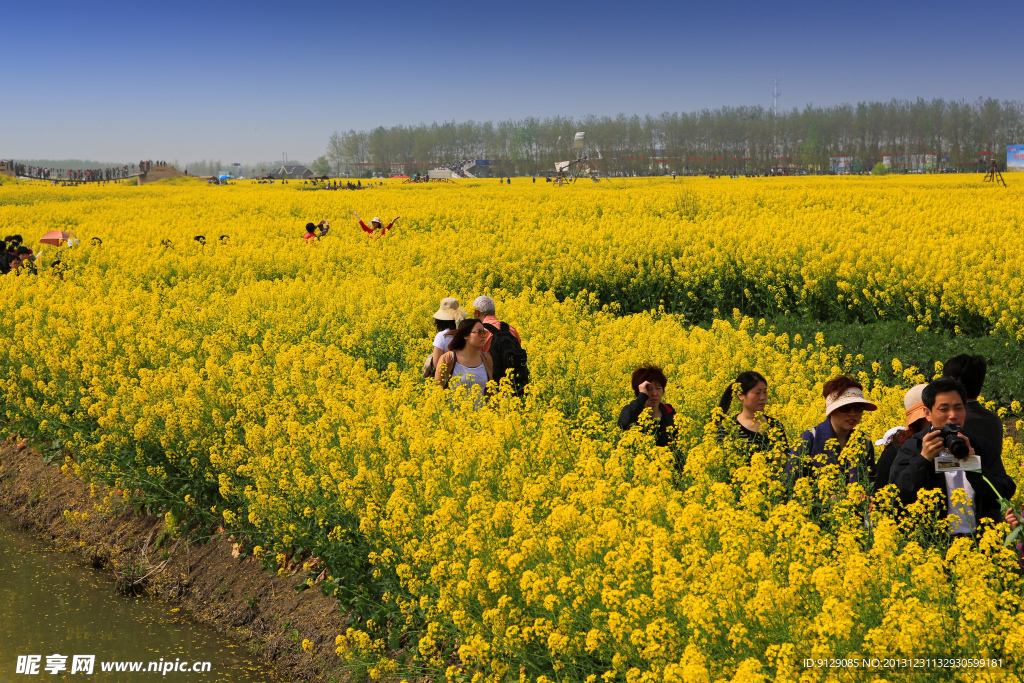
xmin=772 ymin=74 xmax=781 ymax=118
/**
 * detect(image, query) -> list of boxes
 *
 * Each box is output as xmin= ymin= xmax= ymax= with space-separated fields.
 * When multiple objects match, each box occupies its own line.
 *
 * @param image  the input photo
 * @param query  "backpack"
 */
xmin=482 ymin=322 xmax=529 ymax=395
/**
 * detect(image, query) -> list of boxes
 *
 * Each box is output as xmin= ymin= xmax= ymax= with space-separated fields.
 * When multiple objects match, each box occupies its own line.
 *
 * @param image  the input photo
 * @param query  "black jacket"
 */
xmin=716 ymin=415 xmax=789 ymax=461
xmin=873 ymin=440 xmax=900 ymax=493
xmin=618 ymin=393 xmax=676 ymax=447
xmin=965 ymin=400 xmax=1003 ymax=459
xmin=889 ymin=426 xmax=1016 ymax=523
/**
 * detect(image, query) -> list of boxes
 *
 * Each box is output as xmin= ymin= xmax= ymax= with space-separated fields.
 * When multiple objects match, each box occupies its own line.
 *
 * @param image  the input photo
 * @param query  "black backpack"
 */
xmin=482 ymin=322 xmax=529 ymax=395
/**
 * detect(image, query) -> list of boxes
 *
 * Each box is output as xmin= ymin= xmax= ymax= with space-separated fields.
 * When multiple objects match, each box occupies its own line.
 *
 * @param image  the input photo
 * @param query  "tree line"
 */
xmin=324 ymin=98 xmax=1024 ymax=176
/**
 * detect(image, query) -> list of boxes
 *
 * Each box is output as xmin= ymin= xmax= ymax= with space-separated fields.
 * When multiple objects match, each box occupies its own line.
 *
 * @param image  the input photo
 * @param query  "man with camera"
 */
xmin=889 ymin=377 xmax=1016 ymax=534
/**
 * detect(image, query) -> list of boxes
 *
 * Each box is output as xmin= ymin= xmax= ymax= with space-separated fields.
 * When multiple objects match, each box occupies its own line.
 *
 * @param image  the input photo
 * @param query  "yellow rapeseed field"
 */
xmin=1 ymin=175 xmax=1023 ymax=682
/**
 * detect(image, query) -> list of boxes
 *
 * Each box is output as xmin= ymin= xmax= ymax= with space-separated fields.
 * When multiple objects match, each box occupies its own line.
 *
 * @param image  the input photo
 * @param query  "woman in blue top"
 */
xmin=787 ymin=375 xmax=877 ymax=486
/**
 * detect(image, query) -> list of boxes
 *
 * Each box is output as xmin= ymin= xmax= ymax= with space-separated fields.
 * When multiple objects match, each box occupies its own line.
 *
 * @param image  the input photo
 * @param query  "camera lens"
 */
xmin=943 ymin=429 xmax=970 ymax=459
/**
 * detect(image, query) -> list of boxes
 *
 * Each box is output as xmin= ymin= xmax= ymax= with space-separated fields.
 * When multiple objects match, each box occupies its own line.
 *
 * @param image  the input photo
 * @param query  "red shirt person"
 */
xmin=352 ymin=211 xmax=399 ymax=236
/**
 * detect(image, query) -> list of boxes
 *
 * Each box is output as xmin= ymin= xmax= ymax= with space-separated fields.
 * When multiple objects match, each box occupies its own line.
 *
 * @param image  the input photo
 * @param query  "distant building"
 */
xmin=275 ymin=165 xmax=314 ymax=179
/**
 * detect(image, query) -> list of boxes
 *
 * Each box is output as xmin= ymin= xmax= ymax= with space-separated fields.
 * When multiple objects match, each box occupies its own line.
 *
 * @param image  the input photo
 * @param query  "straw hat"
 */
xmin=371 ymin=216 xmax=381 ymax=224
xmin=903 ymin=383 xmax=928 ymax=427
xmin=432 ymin=297 xmax=465 ymax=321
xmin=824 ymin=387 xmax=878 ymax=416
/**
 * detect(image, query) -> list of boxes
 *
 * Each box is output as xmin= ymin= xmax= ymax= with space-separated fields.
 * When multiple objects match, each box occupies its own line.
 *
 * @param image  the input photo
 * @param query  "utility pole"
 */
xmin=772 ymin=73 xmax=782 ymax=174
xmin=772 ymin=74 xmax=781 ymax=119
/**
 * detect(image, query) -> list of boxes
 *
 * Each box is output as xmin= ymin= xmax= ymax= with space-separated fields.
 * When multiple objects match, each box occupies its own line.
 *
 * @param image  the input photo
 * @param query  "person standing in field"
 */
xmin=787 ymin=375 xmax=877 ymax=486
xmin=472 ymin=295 xmax=529 ymax=393
xmin=716 ymin=371 xmax=789 ymax=458
xmin=889 ymin=377 xmax=1016 ymax=534
xmin=303 ymin=220 xmax=329 ymax=242
xmin=15 ymin=247 xmax=37 ymax=275
xmin=618 ymin=364 xmax=677 ymax=453
xmin=352 ymin=211 xmax=399 ymax=236
xmin=472 ymin=296 xmax=521 ymax=354
xmin=942 ymin=354 xmax=1003 ymax=458
xmin=5 ymin=254 xmax=22 ymax=275
xmin=434 ymin=318 xmax=493 ymax=398
xmin=423 ymin=297 xmax=467 ymax=378
xmin=872 ymin=384 xmax=929 ymax=493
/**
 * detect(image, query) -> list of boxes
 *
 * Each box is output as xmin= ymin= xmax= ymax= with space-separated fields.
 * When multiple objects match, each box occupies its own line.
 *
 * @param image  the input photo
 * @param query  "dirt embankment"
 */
xmin=138 ymin=164 xmax=185 ymax=184
xmin=0 ymin=440 xmax=350 ymax=682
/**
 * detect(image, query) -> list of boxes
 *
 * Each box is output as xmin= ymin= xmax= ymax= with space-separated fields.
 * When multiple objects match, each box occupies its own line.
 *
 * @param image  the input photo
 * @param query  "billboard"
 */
xmin=909 ymin=154 xmax=937 ymax=170
xmin=830 ymin=156 xmax=853 ymax=173
xmin=1008 ymin=145 xmax=1024 ymax=171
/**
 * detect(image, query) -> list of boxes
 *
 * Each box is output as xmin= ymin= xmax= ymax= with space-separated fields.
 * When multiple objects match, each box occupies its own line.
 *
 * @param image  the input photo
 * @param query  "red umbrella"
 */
xmin=39 ymin=230 xmax=78 ymax=246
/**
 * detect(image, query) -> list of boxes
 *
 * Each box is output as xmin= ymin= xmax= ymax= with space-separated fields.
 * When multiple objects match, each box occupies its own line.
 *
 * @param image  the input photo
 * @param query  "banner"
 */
xmin=1008 ymin=145 xmax=1024 ymax=170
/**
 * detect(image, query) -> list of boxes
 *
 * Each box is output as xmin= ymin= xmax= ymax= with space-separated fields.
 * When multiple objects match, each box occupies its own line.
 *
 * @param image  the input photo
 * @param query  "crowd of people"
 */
xmin=7 ymin=161 xmax=138 ymax=182
xmin=424 ymin=296 xmax=527 ymax=399
xmin=1 ymin=235 xmax=37 ymax=275
xmin=304 ymin=179 xmax=371 ymax=190
xmin=1 ymin=159 xmax=172 ymax=182
xmin=625 ymin=353 xmax=1021 ymax=565
xmin=423 ymin=297 xmax=1022 ymax=566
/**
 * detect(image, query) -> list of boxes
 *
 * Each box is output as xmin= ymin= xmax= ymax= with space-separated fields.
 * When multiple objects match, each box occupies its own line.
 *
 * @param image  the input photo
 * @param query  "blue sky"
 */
xmin=3 ymin=0 xmax=1022 ymax=165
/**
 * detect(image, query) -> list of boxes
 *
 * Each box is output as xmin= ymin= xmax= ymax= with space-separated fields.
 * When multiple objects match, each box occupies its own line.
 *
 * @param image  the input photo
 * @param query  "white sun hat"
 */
xmin=825 ymin=387 xmax=878 ymax=416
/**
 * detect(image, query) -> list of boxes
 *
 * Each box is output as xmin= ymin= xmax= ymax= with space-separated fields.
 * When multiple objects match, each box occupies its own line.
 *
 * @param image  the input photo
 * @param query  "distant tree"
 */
xmin=311 ymin=155 xmax=331 ymax=176
xmin=322 ymin=97 xmax=1024 ymax=176
xmin=326 ymin=132 xmax=345 ymax=173
xmin=871 ymin=162 xmax=887 ymax=175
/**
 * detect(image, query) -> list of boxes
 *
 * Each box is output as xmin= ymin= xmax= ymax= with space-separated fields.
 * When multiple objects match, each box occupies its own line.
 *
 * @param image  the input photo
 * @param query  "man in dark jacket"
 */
xmin=943 ymin=353 xmax=1003 ymax=458
xmin=889 ymin=377 xmax=1016 ymax=533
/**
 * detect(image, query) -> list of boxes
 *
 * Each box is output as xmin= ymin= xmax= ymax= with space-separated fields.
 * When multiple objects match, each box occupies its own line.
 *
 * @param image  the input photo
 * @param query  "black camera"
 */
xmin=938 ymin=424 xmax=970 ymax=459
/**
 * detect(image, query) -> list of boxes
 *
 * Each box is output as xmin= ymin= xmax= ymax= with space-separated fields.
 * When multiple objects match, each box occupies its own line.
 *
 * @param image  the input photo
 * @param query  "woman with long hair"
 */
xmin=716 ymin=371 xmax=788 ymax=456
xmin=434 ymin=318 xmax=492 ymax=396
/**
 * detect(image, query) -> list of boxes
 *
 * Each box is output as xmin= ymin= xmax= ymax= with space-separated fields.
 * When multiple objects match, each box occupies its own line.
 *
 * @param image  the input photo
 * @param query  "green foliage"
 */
xmin=871 ymin=162 xmax=888 ymax=175
xmin=764 ymin=317 xmax=1024 ymax=406
xmin=311 ymin=155 xmax=331 ymax=176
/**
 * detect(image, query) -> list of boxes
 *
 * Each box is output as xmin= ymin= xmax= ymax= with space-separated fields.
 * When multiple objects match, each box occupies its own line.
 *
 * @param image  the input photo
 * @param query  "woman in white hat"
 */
xmin=352 ymin=211 xmax=399 ymax=236
xmin=872 ymin=383 xmax=929 ymax=492
xmin=422 ymin=297 xmax=467 ymax=378
xmin=788 ymin=375 xmax=878 ymax=485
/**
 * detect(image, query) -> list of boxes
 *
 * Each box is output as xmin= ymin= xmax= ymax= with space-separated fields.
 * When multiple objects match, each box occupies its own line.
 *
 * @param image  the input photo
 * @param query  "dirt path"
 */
xmin=0 ymin=439 xmax=351 ymax=682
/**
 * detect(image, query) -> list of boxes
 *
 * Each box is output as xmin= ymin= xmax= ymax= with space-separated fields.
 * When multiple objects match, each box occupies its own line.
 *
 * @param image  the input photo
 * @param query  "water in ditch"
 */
xmin=0 ymin=515 xmax=282 ymax=681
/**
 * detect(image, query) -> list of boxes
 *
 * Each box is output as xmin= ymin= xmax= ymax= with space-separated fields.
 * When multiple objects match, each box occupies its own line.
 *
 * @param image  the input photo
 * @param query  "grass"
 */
xmin=762 ymin=317 xmax=1024 ymax=406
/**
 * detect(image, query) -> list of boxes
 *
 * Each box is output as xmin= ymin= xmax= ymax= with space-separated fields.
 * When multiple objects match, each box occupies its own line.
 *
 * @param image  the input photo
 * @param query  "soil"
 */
xmin=0 ymin=439 xmax=352 ymax=682
xmin=138 ymin=164 xmax=185 ymax=185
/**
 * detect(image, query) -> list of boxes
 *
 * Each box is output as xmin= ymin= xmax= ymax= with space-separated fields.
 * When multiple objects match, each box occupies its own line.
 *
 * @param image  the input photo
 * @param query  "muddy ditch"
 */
xmin=0 ymin=439 xmax=355 ymax=682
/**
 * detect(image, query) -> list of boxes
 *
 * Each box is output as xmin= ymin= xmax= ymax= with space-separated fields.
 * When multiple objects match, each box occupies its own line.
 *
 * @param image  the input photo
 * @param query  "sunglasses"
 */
xmin=835 ymin=404 xmax=865 ymax=414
